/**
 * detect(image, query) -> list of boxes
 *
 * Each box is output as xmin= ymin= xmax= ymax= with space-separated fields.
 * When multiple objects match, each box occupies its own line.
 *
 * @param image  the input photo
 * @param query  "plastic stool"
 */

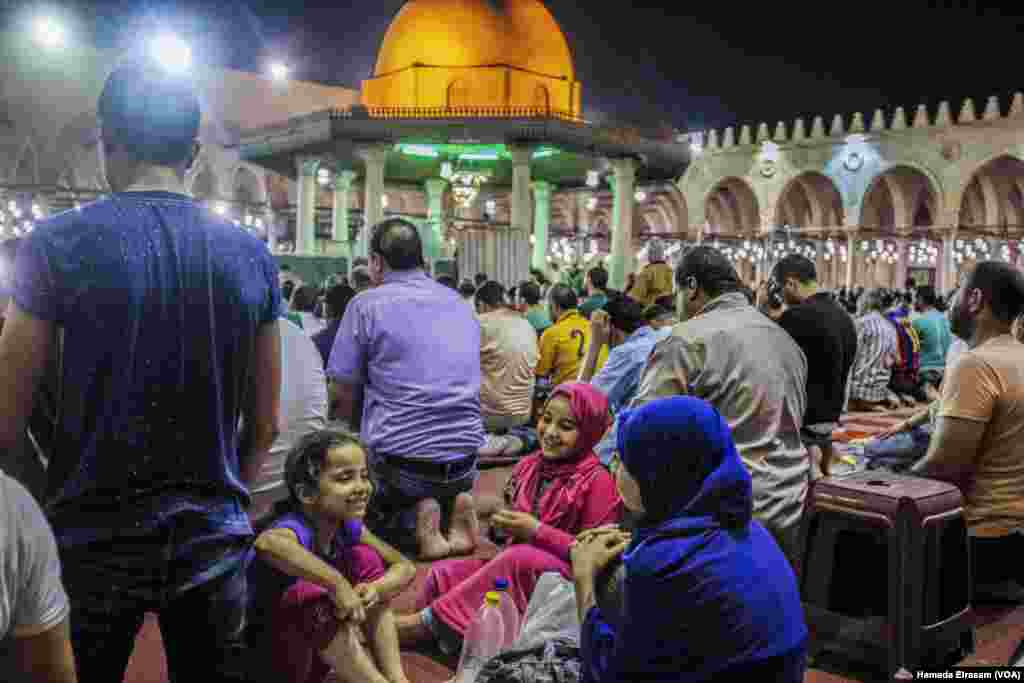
xmin=799 ymin=470 xmax=975 ymax=679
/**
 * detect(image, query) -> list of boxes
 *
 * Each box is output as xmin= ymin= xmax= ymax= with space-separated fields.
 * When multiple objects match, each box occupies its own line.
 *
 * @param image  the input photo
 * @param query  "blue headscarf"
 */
xmin=616 ymin=395 xmax=752 ymax=529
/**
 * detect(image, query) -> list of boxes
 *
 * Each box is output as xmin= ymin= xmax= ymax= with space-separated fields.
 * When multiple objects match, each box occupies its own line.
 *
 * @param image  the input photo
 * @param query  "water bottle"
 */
xmin=493 ymin=577 xmax=521 ymax=650
xmin=454 ymin=591 xmax=505 ymax=683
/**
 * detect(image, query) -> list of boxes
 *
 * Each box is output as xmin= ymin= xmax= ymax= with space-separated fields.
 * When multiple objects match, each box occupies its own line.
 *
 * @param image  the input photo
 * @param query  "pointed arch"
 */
xmin=775 ymin=171 xmax=844 ymax=229
xmin=958 ymin=154 xmax=1024 ymax=230
xmin=704 ymin=177 xmax=759 ymax=236
xmin=861 ymin=165 xmax=939 ymax=232
xmin=13 ymin=139 xmax=39 ymax=185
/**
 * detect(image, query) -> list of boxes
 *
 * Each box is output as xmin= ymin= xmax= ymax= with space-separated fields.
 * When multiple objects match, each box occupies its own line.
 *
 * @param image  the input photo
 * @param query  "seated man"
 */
xmin=627 ymin=239 xmax=673 ymax=306
xmin=913 ymin=284 xmax=954 ymax=401
xmin=578 ymin=296 xmax=671 ymax=465
xmin=911 ymin=262 xmax=1024 ymax=597
xmin=579 ymin=266 xmax=610 ymax=319
xmin=520 ymin=280 xmax=552 ymax=335
xmin=248 ymin=317 xmax=329 ymax=522
xmin=629 ymin=246 xmax=809 ymax=568
xmin=328 ymin=219 xmax=484 ymax=561
xmin=0 ymin=471 xmax=77 ymax=682
xmin=536 ymin=284 xmax=607 ymax=387
xmin=476 ymin=281 xmax=539 ymax=433
xmin=848 ymin=288 xmax=900 ymax=412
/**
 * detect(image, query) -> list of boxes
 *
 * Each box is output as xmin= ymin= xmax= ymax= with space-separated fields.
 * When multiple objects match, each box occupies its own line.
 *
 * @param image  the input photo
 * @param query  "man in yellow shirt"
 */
xmin=536 ymin=284 xmax=607 ymax=386
xmin=628 ymin=239 xmax=674 ymax=306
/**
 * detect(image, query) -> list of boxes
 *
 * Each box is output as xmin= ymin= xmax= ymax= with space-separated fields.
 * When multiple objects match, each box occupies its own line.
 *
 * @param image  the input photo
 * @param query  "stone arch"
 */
xmin=860 ymin=165 xmax=939 ymax=232
xmin=774 ymin=171 xmax=844 ymax=229
xmin=232 ymin=165 xmax=265 ymax=207
xmin=958 ymin=154 xmax=1024 ymax=230
xmin=704 ymin=177 xmax=760 ymax=236
xmin=447 ymin=79 xmax=472 ymax=108
xmin=13 ymin=139 xmax=38 ymax=185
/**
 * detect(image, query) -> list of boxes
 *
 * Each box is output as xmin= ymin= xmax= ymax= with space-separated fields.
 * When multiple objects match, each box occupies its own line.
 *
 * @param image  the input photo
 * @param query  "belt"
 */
xmin=382 ymin=453 xmax=477 ymax=480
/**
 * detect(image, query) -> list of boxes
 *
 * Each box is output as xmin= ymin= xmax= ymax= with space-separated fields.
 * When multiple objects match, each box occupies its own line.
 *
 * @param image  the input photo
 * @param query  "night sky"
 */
xmin=16 ymin=0 xmax=1024 ymax=132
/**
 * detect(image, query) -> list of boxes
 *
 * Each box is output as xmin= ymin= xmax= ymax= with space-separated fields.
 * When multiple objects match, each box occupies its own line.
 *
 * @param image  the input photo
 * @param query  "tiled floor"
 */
xmin=121 ymin=409 xmax=1024 ymax=682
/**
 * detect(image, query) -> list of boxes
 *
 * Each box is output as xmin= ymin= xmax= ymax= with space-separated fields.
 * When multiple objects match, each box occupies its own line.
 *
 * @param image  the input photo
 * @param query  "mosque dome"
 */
xmin=373 ymin=0 xmax=575 ymax=81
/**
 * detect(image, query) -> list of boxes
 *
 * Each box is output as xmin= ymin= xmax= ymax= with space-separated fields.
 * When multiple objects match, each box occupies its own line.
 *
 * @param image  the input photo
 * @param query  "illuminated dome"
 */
xmin=374 ymin=0 xmax=574 ymax=80
xmin=363 ymin=0 xmax=581 ymax=113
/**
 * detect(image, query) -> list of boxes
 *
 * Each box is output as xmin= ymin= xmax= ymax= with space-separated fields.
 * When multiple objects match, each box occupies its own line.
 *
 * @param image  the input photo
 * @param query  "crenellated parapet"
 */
xmin=687 ymin=92 xmax=1024 ymax=152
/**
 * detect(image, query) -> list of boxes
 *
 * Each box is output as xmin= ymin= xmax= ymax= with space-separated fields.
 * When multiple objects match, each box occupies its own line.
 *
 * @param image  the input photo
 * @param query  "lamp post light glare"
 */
xmin=151 ymin=34 xmax=192 ymax=74
xmin=34 ymin=17 xmax=65 ymax=48
xmin=269 ymin=62 xmax=289 ymax=81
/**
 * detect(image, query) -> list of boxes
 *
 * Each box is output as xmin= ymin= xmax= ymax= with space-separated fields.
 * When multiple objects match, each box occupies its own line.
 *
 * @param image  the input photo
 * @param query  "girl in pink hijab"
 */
xmin=396 ymin=382 xmax=622 ymax=651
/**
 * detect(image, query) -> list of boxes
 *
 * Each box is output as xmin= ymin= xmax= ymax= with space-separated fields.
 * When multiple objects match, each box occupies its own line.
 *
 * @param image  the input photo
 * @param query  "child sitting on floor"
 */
xmin=396 ymin=382 xmax=623 ymax=654
xmin=247 ymin=430 xmax=416 ymax=683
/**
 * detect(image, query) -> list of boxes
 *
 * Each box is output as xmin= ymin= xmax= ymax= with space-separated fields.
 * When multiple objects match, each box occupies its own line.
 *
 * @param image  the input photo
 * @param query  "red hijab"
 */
xmin=508 ymin=382 xmax=612 ymax=531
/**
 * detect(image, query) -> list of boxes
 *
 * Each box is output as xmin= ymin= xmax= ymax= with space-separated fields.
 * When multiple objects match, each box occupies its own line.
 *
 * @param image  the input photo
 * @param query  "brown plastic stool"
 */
xmin=799 ymin=470 xmax=975 ymax=679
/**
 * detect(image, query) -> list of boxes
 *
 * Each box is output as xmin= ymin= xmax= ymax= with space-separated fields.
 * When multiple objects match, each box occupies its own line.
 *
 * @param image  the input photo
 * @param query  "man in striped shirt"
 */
xmin=848 ymin=289 xmax=900 ymax=411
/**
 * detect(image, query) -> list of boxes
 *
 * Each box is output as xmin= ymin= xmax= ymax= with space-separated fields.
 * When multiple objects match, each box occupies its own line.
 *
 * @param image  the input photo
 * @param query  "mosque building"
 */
xmin=0 ymin=0 xmax=1022 ymax=292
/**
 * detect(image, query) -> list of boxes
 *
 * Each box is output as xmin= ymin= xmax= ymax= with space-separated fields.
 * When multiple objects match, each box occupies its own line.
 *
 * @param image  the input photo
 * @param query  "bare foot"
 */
xmin=448 ymin=492 xmax=480 ymax=556
xmin=415 ymin=498 xmax=451 ymax=560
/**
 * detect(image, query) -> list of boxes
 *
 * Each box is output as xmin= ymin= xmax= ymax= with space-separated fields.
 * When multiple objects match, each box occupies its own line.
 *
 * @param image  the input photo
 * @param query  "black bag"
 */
xmin=476 ymin=638 xmax=582 ymax=683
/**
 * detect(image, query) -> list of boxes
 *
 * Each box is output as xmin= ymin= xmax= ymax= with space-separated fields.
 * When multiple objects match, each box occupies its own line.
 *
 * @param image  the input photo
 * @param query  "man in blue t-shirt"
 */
xmin=912 ymin=284 xmax=953 ymax=401
xmin=0 ymin=59 xmax=282 ymax=683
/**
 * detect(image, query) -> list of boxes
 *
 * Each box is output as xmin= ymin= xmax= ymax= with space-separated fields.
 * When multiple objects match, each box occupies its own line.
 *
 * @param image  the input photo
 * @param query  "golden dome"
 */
xmin=374 ymin=0 xmax=575 ymax=81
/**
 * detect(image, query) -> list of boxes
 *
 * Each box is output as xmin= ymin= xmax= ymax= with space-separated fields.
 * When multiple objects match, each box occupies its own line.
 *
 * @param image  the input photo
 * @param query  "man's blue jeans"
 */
xmin=58 ymin=525 xmax=249 ymax=683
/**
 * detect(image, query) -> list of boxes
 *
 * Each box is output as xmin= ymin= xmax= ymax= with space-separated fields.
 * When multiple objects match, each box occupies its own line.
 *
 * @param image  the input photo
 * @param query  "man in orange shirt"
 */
xmin=911 ymin=261 xmax=1024 ymax=596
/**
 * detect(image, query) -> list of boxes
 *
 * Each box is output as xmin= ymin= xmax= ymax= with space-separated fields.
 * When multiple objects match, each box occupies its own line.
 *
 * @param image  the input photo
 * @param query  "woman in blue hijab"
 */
xmin=570 ymin=396 xmax=808 ymax=682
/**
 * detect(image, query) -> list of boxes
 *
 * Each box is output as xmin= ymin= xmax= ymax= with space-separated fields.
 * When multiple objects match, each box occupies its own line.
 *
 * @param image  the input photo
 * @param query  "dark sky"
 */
xmin=20 ymin=1 xmax=1024 ymax=132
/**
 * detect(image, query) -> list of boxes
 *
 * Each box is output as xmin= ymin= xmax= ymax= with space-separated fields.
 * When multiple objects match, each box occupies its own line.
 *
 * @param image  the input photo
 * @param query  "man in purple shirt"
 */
xmin=328 ymin=219 xmax=484 ymax=560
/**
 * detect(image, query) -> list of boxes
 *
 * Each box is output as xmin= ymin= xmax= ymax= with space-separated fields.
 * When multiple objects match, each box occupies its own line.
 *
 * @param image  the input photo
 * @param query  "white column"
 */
xmin=331 ymin=169 xmax=356 ymax=259
xmin=509 ymin=143 xmax=533 ymax=238
xmin=531 ymin=180 xmax=552 ymax=271
xmin=941 ymin=234 xmax=955 ymax=293
xmin=295 ymin=157 xmax=320 ymax=256
xmin=358 ymin=146 xmax=389 ymax=259
xmin=844 ymin=234 xmax=855 ymax=288
xmin=608 ymin=158 xmax=639 ymax=291
xmin=265 ymin=209 xmax=278 ymax=254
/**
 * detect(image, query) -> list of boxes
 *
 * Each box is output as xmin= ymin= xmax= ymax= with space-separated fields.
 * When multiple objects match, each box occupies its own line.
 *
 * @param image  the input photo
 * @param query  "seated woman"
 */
xmin=571 ymin=396 xmax=807 ymax=682
xmin=397 ymin=382 xmax=622 ymax=653
xmin=247 ymin=430 xmax=416 ymax=683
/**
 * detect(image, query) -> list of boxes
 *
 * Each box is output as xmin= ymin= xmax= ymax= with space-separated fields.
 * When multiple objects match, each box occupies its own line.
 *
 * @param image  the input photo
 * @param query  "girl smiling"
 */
xmin=247 ymin=430 xmax=416 ymax=683
xmin=397 ymin=382 xmax=622 ymax=653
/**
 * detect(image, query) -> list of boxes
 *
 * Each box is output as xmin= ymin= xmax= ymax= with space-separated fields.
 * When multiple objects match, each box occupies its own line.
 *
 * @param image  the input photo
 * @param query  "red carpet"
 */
xmin=119 ymin=413 xmax=1024 ymax=683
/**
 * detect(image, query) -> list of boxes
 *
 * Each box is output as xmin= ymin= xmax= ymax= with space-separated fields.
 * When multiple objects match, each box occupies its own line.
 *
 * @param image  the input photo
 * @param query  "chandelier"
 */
xmin=449 ymin=170 xmax=489 ymax=209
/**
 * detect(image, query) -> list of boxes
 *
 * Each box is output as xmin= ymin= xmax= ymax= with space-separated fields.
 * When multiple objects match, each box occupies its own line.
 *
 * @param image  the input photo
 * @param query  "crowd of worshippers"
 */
xmin=3 ymin=59 xmax=1024 ymax=683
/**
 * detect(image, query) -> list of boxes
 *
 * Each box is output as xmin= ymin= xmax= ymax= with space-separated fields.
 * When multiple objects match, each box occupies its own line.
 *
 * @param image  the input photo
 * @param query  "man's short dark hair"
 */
xmin=916 ymin=284 xmax=939 ymax=308
xmin=965 ymin=261 xmax=1024 ymax=324
xmin=351 ymin=266 xmax=372 ymax=290
xmin=458 ymin=280 xmax=476 ymax=298
xmin=604 ymin=295 xmax=645 ymax=335
xmin=520 ymin=281 xmax=541 ymax=305
xmin=324 ymin=284 xmax=356 ymax=320
xmin=475 ymin=281 xmax=506 ymax=308
xmin=370 ymin=218 xmax=423 ymax=271
xmin=436 ymin=275 xmax=457 ymax=289
xmin=98 ymin=60 xmax=201 ymax=166
xmin=643 ymin=303 xmax=673 ymax=323
xmin=773 ymin=254 xmax=817 ymax=285
xmin=281 ymin=280 xmax=295 ymax=302
xmin=675 ymin=246 xmax=740 ymax=299
xmin=548 ymin=283 xmax=578 ymax=311
xmin=352 ymin=257 xmax=368 ymax=268
xmin=291 ymin=285 xmax=319 ymax=313
xmin=474 ymin=273 xmax=488 ymax=287
xmin=588 ymin=266 xmax=608 ymax=291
